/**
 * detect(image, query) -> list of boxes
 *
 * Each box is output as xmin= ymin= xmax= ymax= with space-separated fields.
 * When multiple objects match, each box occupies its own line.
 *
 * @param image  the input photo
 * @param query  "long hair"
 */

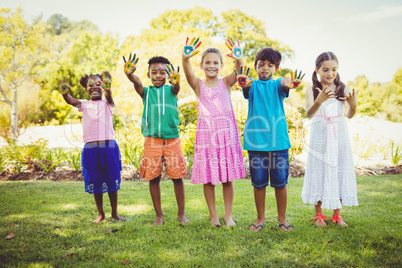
xmin=312 ymin=52 xmax=345 ymax=100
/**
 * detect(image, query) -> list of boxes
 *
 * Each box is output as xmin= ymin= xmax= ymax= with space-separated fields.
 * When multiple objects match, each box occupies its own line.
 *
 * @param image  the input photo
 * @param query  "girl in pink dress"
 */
xmin=182 ymin=37 xmax=245 ymax=227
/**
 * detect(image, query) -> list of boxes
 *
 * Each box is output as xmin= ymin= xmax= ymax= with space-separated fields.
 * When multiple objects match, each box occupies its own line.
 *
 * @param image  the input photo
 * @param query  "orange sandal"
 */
xmin=331 ymin=213 xmax=348 ymax=227
xmin=313 ymin=212 xmax=327 ymax=226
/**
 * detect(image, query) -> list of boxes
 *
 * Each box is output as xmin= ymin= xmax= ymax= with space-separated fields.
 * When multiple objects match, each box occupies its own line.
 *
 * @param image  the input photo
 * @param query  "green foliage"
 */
xmin=348 ymin=70 xmax=402 ymax=122
xmin=63 ymin=149 xmax=82 ymax=171
xmin=390 ymin=142 xmax=402 ymax=166
xmin=115 ymin=122 xmax=144 ymax=171
xmin=36 ymin=148 xmax=65 ymax=174
xmin=178 ymin=100 xmax=198 ymax=127
xmin=4 ymin=139 xmax=47 ymax=173
xmin=285 ymin=104 xmax=308 ymax=163
xmin=180 ymin=123 xmax=196 ymax=171
xmin=0 ymin=151 xmax=7 ymax=172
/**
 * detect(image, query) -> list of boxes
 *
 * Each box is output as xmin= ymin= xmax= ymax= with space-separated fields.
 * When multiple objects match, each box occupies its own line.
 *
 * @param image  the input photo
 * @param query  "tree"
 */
xmin=0 ymin=8 xmax=58 ymax=140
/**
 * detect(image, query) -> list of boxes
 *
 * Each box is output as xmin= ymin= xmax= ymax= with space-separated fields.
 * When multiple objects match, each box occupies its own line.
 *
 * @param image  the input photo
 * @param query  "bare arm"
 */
xmin=126 ymin=73 xmax=145 ymax=98
xmin=59 ymin=82 xmax=81 ymax=109
xmin=62 ymin=93 xmax=82 ymax=109
xmin=101 ymin=71 xmax=114 ymax=106
xmin=339 ymin=86 xmax=359 ymax=119
xmin=182 ymin=50 xmax=201 ymax=97
xmin=306 ymin=86 xmax=336 ymax=118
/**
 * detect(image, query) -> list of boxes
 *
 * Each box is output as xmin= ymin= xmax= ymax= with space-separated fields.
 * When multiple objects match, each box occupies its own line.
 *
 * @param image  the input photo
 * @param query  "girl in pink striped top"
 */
xmin=59 ymin=72 xmax=125 ymax=223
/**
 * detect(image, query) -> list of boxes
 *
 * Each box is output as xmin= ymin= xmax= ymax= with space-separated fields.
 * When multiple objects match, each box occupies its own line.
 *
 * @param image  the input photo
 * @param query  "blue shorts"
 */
xmin=81 ymin=140 xmax=122 ymax=194
xmin=248 ymin=149 xmax=289 ymax=188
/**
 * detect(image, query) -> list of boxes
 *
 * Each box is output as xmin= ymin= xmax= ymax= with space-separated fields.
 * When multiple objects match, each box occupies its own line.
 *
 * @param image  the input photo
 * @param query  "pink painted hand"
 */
xmin=58 ymin=81 xmax=70 ymax=95
xmin=123 ymin=53 xmax=139 ymax=75
xmin=225 ymin=38 xmax=242 ymax=60
xmin=101 ymin=71 xmax=112 ymax=91
xmin=235 ymin=65 xmax=253 ymax=87
xmin=165 ymin=64 xmax=180 ymax=85
xmin=286 ymin=69 xmax=305 ymax=89
xmin=183 ymin=37 xmax=202 ymax=57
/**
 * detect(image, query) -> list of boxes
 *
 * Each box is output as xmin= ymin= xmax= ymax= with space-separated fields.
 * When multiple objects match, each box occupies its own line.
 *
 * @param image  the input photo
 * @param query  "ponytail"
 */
xmin=312 ymin=71 xmax=321 ymax=101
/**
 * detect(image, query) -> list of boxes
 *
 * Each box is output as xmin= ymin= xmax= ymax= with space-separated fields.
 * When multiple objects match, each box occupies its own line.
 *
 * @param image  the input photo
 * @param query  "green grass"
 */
xmin=0 ymin=175 xmax=401 ymax=267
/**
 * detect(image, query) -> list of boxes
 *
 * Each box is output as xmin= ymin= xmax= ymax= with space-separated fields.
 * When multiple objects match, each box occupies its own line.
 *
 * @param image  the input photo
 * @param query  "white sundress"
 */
xmin=301 ymin=98 xmax=358 ymax=209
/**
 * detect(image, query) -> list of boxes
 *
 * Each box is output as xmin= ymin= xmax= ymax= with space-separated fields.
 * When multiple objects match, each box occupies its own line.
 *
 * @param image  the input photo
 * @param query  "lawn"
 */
xmin=0 ymin=175 xmax=401 ymax=267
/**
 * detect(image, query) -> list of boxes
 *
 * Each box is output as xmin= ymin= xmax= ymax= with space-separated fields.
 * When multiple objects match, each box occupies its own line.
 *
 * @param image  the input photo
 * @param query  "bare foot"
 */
xmin=178 ymin=214 xmax=190 ymax=225
xmin=112 ymin=214 xmax=126 ymax=222
xmin=93 ymin=214 xmax=105 ymax=223
xmin=224 ymin=216 xmax=236 ymax=227
xmin=210 ymin=215 xmax=221 ymax=227
xmin=152 ymin=215 xmax=164 ymax=226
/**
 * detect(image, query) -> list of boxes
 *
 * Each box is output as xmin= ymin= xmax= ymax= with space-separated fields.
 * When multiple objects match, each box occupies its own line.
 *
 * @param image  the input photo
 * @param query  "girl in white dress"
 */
xmin=302 ymin=52 xmax=359 ymax=227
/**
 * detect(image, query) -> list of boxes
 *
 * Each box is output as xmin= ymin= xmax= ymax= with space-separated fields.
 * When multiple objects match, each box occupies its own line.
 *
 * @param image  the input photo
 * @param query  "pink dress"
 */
xmin=191 ymin=79 xmax=245 ymax=185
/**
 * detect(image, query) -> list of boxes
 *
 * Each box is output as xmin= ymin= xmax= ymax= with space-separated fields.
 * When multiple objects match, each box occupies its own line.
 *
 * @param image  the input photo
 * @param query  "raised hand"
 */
xmin=101 ymin=71 xmax=112 ymax=90
xmin=226 ymin=38 xmax=242 ymax=60
xmin=123 ymin=53 xmax=139 ymax=75
xmin=165 ymin=64 xmax=180 ymax=85
xmin=316 ymin=86 xmax=336 ymax=104
xmin=286 ymin=69 xmax=305 ymax=89
xmin=235 ymin=65 xmax=253 ymax=87
xmin=58 ymin=81 xmax=70 ymax=95
xmin=339 ymin=88 xmax=359 ymax=108
xmin=183 ymin=37 xmax=202 ymax=58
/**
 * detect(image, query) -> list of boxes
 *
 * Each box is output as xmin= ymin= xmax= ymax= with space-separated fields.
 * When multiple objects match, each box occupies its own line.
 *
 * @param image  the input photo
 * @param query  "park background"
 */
xmin=0 ymin=0 xmax=401 ymax=267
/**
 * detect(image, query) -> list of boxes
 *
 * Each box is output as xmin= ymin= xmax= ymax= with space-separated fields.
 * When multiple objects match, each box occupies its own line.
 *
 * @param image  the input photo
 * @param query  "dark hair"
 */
xmin=148 ymin=56 xmax=170 ymax=69
xmin=254 ymin=47 xmax=281 ymax=69
xmin=312 ymin=52 xmax=345 ymax=100
xmin=79 ymin=74 xmax=102 ymax=88
xmin=201 ymin=48 xmax=223 ymax=63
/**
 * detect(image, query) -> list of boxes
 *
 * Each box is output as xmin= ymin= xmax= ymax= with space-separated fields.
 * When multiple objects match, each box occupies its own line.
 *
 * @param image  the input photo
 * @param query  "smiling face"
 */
xmin=148 ymin=63 xmax=167 ymax=88
xmin=200 ymin=52 xmax=223 ymax=78
xmin=255 ymin=60 xmax=278 ymax=80
xmin=86 ymin=76 xmax=103 ymax=100
xmin=316 ymin=59 xmax=338 ymax=86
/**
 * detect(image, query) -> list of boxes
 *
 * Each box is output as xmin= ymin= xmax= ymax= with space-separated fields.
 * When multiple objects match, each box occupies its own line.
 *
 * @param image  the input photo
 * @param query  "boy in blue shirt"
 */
xmin=237 ymin=47 xmax=303 ymax=231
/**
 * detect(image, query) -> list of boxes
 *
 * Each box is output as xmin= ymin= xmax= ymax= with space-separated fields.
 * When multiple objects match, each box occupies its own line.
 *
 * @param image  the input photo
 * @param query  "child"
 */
xmin=59 ymin=72 xmax=126 ymax=223
xmin=237 ymin=47 xmax=303 ymax=231
xmin=301 ymin=51 xmax=359 ymax=227
xmin=123 ymin=54 xmax=190 ymax=226
xmin=182 ymin=37 xmax=245 ymax=227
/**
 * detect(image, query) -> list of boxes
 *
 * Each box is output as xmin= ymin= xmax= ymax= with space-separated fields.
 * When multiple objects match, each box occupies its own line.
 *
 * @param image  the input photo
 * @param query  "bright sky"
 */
xmin=1 ymin=0 xmax=402 ymax=84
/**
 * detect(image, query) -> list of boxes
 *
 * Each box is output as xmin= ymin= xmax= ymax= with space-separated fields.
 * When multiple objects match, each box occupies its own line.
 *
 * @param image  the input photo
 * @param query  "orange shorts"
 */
xmin=140 ymin=137 xmax=187 ymax=181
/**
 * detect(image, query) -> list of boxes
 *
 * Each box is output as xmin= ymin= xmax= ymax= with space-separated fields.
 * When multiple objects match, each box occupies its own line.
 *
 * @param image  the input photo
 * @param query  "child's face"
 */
xmin=86 ymin=76 xmax=103 ymax=100
xmin=200 ymin=53 xmax=223 ymax=78
xmin=255 ymin=60 xmax=278 ymax=80
xmin=316 ymin=60 xmax=338 ymax=85
xmin=148 ymin=63 xmax=168 ymax=88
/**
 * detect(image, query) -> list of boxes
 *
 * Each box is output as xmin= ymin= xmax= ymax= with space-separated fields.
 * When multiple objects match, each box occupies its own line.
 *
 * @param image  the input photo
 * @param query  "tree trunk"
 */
xmin=10 ymin=88 xmax=18 ymax=140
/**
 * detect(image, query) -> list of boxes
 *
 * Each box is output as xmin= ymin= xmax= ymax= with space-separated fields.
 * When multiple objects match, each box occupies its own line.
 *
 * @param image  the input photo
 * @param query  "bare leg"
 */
xmin=108 ymin=191 xmax=126 ymax=221
xmin=93 ymin=193 xmax=105 ymax=223
xmin=314 ymin=201 xmax=326 ymax=226
xmin=275 ymin=185 xmax=292 ymax=230
xmin=172 ymin=178 xmax=190 ymax=224
xmin=149 ymin=175 xmax=164 ymax=225
xmin=203 ymin=183 xmax=221 ymax=226
xmin=250 ymin=187 xmax=266 ymax=231
xmin=222 ymin=181 xmax=236 ymax=227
